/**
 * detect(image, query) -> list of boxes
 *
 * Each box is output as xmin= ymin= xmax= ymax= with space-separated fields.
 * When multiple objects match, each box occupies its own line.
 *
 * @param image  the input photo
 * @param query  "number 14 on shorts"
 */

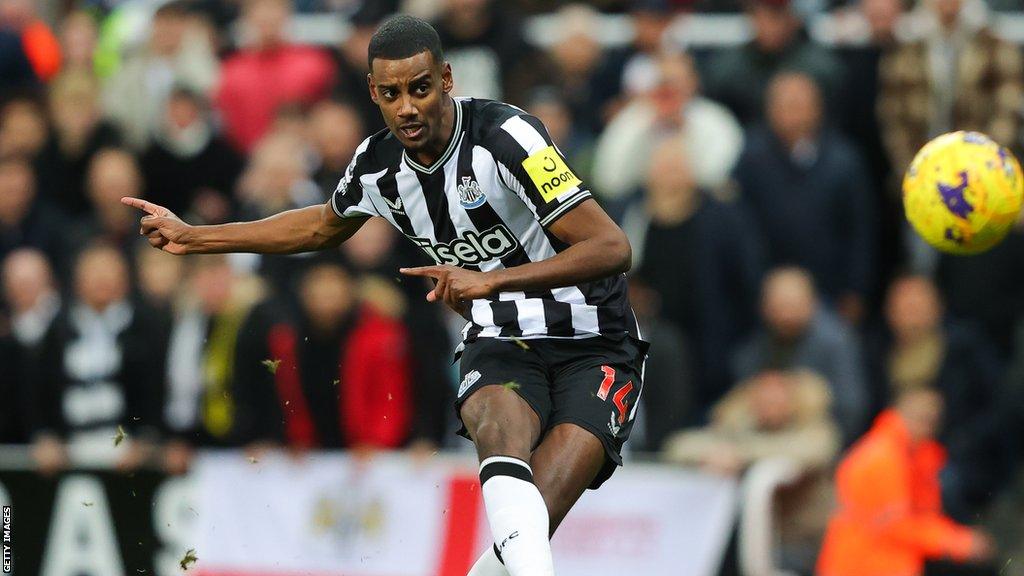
xmin=597 ymin=365 xmax=633 ymax=426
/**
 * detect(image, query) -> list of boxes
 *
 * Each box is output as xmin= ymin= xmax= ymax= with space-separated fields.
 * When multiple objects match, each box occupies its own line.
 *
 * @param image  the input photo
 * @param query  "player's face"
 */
xmin=368 ymin=51 xmax=453 ymax=154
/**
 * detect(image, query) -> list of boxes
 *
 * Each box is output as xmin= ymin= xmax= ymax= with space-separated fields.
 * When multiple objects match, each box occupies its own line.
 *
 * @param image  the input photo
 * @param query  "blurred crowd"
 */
xmin=1 ymin=0 xmax=1024 ymax=573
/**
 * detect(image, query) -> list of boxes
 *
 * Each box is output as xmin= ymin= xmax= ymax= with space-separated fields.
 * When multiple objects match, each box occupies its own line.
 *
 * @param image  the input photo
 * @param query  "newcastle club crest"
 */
xmin=458 ymin=176 xmax=486 ymax=209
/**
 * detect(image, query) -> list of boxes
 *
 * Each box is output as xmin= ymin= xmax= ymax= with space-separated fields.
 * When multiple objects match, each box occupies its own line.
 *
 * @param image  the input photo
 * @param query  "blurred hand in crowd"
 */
xmin=30 ymin=434 xmax=68 ymax=476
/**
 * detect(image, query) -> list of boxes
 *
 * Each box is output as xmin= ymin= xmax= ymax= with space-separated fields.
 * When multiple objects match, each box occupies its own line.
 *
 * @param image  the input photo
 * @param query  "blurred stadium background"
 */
xmin=1 ymin=0 xmax=1023 ymax=574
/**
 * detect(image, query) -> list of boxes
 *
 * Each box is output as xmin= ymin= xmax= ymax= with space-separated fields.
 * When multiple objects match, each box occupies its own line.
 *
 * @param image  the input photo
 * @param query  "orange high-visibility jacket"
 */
xmin=816 ymin=410 xmax=976 ymax=576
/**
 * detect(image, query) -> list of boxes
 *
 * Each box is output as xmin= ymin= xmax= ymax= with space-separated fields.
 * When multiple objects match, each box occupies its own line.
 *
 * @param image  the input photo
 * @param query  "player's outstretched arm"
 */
xmin=121 ymin=197 xmax=368 ymax=255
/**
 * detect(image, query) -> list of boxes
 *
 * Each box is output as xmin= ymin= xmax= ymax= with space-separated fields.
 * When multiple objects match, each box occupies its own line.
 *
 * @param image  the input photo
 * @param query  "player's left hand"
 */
xmin=399 ymin=265 xmax=498 ymax=313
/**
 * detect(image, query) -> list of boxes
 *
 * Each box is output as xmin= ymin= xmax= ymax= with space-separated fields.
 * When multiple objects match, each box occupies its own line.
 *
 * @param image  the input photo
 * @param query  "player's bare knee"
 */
xmin=461 ymin=385 xmax=538 ymax=460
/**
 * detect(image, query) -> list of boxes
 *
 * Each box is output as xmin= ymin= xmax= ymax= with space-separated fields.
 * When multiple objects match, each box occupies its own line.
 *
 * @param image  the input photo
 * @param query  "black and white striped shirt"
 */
xmin=332 ymin=98 xmax=638 ymax=345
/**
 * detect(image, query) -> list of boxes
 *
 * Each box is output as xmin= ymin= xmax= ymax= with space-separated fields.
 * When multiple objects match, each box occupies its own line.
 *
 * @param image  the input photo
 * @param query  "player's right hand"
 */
xmin=121 ymin=196 xmax=194 ymax=255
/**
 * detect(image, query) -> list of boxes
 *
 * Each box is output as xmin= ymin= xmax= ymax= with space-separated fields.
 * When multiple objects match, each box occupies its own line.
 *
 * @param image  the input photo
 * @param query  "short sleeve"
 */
xmin=487 ymin=113 xmax=592 ymax=228
xmin=330 ymin=138 xmax=378 ymax=219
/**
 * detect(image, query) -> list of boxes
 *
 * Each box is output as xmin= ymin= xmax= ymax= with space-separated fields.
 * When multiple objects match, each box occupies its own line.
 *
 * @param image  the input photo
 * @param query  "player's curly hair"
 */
xmin=367 ymin=14 xmax=444 ymax=70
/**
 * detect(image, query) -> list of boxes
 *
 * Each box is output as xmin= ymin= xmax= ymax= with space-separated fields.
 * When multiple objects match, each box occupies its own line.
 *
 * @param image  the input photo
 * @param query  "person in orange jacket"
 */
xmin=817 ymin=387 xmax=994 ymax=576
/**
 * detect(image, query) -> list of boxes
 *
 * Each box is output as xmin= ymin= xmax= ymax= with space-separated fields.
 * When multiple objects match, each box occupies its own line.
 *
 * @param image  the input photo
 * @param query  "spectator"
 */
xmin=0 ymin=96 xmax=48 ymax=160
xmin=163 ymin=255 xmax=264 ymax=472
xmin=215 ymin=0 xmax=336 ymax=153
xmin=140 ymin=87 xmax=242 ymax=223
xmin=103 ymin=1 xmax=219 ymax=151
xmin=433 ymin=0 xmax=539 ymax=104
xmin=879 ymin=0 xmax=1023 ymax=276
xmin=235 ymin=132 xmax=321 ymax=292
xmin=878 ymin=0 xmax=1023 ymax=178
xmin=28 ymin=243 xmax=167 ymax=473
xmin=134 ymin=242 xmax=186 ymax=312
xmin=627 ymin=276 xmax=692 ymax=450
xmin=57 ymin=11 xmax=98 ymax=75
xmin=331 ymin=1 xmax=393 ymax=133
xmin=0 ymin=249 xmax=60 ymax=443
xmin=307 ymin=100 xmax=366 ymax=199
xmin=622 ymin=139 xmax=761 ymax=417
xmin=868 ymin=275 xmax=1007 ymax=518
xmin=817 ymin=388 xmax=995 ymax=576
xmin=593 ymin=50 xmax=743 ymax=202
xmin=734 ymin=267 xmax=868 ymax=442
xmin=0 ymin=155 xmax=66 ymax=270
xmin=834 ymin=0 xmax=907 ymax=306
xmin=525 ymin=88 xmax=595 ymax=183
xmin=3 ymin=247 xmax=60 ymax=350
xmin=340 ymin=217 xmax=454 ymax=448
xmin=664 ymin=368 xmax=838 ymax=472
xmin=703 ymin=0 xmax=844 ymax=125
xmin=590 ymin=0 xmax=678 ymax=124
xmin=0 ymin=28 xmax=38 ymax=96
xmin=70 ymin=148 xmax=147 ymax=258
xmin=232 ymin=259 xmax=412 ymax=451
xmin=734 ymin=72 xmax=874 ymax=321
xmin=664 ymin=368 xmax=838 ymax=572
xmin=36 ymin=70 xmax=122 ymax=217
xmin=933 ymin=211 xmax=1024 ymax=361
xmin=539 ymin=4 xmax=606 ymax=134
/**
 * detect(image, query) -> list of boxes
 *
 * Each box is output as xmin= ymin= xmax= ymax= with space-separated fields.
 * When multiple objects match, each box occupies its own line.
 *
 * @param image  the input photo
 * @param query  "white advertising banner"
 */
xmin=192 ymin=452 xmax=736 ymax=576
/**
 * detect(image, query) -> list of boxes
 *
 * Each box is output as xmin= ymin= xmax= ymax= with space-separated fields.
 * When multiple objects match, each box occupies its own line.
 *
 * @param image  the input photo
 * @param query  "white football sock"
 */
xmin=479 ymin=456 xmax=554 ymax=576
xmin=467 ymin=546 xmax=509 ymax=576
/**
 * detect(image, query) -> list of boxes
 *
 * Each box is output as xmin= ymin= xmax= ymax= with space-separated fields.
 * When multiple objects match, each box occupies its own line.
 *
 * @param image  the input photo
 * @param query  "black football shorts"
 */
xmin=454 ymin=335 xmax=649 ymax=489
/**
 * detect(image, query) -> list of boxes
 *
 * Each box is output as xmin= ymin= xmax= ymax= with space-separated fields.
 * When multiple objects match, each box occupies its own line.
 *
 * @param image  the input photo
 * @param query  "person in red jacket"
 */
xmin=214 ymin=0 xmax=335 ymax=153
xmin=817 ymin=387 xmax=994 ymax=576
xmin=232 ymin=258 xmax=412 ymax=452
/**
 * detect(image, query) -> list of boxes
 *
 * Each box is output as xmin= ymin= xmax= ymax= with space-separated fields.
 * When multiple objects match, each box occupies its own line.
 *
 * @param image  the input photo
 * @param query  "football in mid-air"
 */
xmin=903 ymin=131 xmax=1024 ymax=255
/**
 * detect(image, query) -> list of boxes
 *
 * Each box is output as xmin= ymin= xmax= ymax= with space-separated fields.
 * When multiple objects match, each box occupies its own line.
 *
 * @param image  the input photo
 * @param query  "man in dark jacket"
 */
xmin=734 ymin=72 xmax=873 ymax=325
xmin=625 ymin=138 xmax=762 ymax=419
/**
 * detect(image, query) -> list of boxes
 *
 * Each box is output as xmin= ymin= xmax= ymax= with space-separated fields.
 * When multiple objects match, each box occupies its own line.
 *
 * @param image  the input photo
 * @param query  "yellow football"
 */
xmin=902 ymin=131 xmax=1024 ymax=255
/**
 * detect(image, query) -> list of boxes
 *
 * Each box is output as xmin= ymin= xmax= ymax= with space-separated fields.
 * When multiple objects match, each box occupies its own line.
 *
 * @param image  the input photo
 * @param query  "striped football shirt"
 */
xmin=331 ymin=97 xmax=639 ymax=345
